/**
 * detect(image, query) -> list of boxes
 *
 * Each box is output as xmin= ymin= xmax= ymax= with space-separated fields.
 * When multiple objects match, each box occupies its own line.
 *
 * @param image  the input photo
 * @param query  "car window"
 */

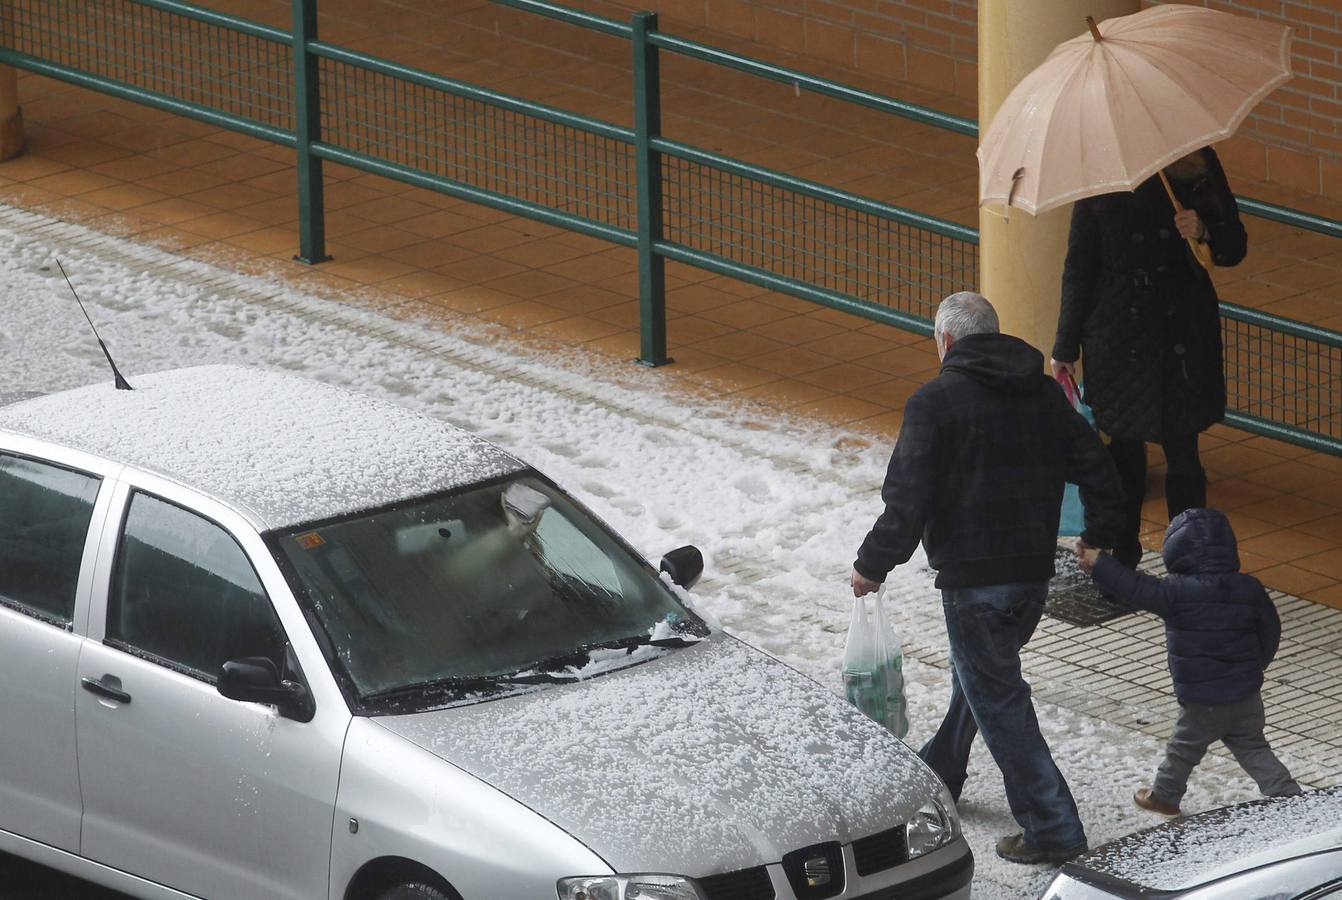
xmin=108 ymin=491 xmax=287 ymax=681
xmin=1301 ymin=885 xmax=1342 ymax=900
xmin=273 ymin=474 xmax=706 ymax=707
xmin=532 ymin=510 xmax=623 ymax=597
xmin=0 ymin=452 xmax=101 ymax=624
xmin=1180 ymin=851 xmax=1342 ymax=900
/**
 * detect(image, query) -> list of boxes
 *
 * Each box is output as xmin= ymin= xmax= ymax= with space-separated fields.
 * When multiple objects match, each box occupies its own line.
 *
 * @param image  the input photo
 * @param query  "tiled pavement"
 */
xmin=1 ymin=1 xmax=1342 ymax=613
xmin=893 ymin=547 xmax=1342 ymax=790
xmin=5 ymin=150 xmax=1342 ymax=819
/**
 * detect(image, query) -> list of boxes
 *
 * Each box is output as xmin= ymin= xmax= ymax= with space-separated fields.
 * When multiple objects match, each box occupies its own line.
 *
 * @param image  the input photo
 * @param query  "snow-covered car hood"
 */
xmin=373 ymin=633 xmax=941 ymax=876
xmin=1071 ymin=787 xmax=1342 ymax=892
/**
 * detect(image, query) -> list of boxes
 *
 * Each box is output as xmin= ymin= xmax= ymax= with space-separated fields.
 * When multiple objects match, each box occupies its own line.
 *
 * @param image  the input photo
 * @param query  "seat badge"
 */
xmin=803 ymin=856 xmax=831 ymax=887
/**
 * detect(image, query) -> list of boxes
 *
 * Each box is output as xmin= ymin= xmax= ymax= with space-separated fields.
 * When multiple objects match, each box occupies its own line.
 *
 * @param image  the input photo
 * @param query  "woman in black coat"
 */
xmin=1051 ymin=147 xmax=1247 ymax=568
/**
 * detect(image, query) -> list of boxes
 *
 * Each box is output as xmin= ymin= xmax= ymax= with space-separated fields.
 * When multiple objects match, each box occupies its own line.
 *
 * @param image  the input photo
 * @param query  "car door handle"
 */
xmin=81 ymin=676 xmax=132 ymax=705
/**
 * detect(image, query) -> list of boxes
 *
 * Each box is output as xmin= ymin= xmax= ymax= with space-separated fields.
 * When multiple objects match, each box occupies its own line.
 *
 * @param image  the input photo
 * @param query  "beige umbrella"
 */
xmin=978 ymin=5 xmax=1292 ymax=264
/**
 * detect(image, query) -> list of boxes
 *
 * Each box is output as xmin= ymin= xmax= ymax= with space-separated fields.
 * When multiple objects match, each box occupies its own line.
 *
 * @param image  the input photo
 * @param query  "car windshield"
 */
xmin=271 ymin=474 xmax=705 ymax=708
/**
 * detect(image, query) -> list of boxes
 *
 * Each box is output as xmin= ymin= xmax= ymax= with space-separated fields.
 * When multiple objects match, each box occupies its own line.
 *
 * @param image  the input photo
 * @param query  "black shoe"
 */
xmin=995 ymin=833 xmax=1087 ymax=865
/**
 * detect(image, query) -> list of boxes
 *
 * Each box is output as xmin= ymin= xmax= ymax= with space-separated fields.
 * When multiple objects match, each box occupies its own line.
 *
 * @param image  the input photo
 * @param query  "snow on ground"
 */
xmin=0 ymin=207 xmax=1269 ymax=897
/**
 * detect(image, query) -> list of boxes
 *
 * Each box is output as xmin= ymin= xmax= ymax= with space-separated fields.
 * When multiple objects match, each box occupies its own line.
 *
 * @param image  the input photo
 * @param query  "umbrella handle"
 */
xmin=1158 ymin=169 xmax=1215 ymax=271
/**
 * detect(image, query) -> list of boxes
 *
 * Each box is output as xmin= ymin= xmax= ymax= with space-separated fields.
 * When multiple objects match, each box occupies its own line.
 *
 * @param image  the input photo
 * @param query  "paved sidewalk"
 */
xmin=4 ymin=3 xmax=1342 ymax=609
xmin=714 ymin=532 xmax=1342 ymax=794
xmin=923 ymin=547 xmax=1342 ymax=791
xmin=18 ymin=199 xmax=1338 ymax=795
xmin=2 ymin=204 xmax=1337 ymax=900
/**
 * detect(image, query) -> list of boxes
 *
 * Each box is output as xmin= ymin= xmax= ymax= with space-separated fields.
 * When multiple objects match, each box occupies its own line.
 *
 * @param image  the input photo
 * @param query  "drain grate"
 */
xmin=1046 ymin=546 xmax=1134 ymax=627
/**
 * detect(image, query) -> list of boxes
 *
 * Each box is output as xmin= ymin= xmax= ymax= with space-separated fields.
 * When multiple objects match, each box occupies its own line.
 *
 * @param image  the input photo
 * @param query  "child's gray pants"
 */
xmin=1153 ymin=690 xmax=1302 ymax=804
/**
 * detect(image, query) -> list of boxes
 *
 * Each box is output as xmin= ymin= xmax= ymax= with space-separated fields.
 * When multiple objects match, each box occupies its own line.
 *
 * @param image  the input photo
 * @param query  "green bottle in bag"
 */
xmin=842 ymin=585 xmax=909 ymax=738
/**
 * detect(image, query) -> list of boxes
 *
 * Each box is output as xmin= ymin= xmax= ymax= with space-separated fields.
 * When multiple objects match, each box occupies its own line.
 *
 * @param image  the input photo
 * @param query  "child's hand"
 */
xmin=1074 ymin=538 xmax=1101 ymax=573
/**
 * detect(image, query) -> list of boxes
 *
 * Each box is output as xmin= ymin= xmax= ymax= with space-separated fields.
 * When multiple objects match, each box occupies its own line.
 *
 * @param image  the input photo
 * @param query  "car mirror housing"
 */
xmin=218 ymin=657 xmax=314 ymax=723
xmin=659 ymin=545 xmax=703 ymax=590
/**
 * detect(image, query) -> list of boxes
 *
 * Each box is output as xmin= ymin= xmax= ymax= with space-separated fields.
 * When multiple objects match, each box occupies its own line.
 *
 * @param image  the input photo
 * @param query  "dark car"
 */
xmin=1040 ymin=788 xmax=1342 ymax=899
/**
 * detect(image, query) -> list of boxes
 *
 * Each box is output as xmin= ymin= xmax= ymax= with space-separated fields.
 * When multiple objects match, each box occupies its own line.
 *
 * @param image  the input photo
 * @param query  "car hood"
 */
xmin=373 ymin=633 xmax=941 ymax=876
xmin=1069 ymin=787 xmax=1342 ymax=892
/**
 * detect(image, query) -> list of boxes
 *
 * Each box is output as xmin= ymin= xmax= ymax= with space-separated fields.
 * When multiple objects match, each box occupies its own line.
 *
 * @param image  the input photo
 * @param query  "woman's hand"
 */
xmin=1175 ymin=209 xmax=1208 ymax=242
xmin=1050 ymin=358 xmax=1076 ymax=381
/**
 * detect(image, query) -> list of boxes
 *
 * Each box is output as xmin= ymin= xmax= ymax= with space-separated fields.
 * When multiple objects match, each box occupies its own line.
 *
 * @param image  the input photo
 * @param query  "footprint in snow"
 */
xmin=731 ymin=474 xmax=772 ymax=499
xmin=582 ymin=482 xmax=616 ymax=499
xmin=611 ymin=498 xmax=645 ymax=517
xmin=641 ymin=428 xmax=673 ymax=446
xmin=205 ymin=320 xmax=245 ymax=341
xmin=376 ymin=378 xmax=416 ymax=397
xmin=541 ymin=441 xmax=578 ymax=458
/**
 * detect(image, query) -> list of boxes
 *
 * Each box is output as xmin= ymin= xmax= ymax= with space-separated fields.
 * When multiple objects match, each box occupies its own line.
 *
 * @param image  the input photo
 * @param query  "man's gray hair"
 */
xmin=934 ymin=291 xmax=1000 ymax=343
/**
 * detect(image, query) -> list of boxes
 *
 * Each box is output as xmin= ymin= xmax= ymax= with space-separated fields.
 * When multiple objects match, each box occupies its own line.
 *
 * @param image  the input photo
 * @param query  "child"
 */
xmin=1077 ymin=507 xmax=1301 ymax=816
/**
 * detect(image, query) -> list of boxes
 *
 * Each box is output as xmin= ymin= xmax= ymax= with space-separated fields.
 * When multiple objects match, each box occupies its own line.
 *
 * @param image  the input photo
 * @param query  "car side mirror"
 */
xmin=218 ymin=656 xmax=314 ymax=723
xmin=659 ymin=545 xmax=703 ymax=590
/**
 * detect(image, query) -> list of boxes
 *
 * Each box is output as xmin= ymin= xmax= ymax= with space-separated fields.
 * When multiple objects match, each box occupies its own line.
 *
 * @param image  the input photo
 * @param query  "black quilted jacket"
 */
xmin=1052 ymin=148 xmax=1247 ymax=442
xmin=1092 ymin=507 xmax=1280 ymax=704
xmin=854 ymin=333 xmax=1124 ymax=589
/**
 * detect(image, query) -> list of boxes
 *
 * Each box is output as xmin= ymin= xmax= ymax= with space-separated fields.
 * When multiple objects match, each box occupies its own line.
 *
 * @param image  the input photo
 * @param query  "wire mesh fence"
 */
xmin=318 ymin=57 xmax=636 ymax=234
xmin=1 ymin=0 xmax=293 ymax=131
xmin=0 ymin=0 xmax=1336 ymax=453
xmin=1224 ymin=314 xmax=1342 ymax=450
xmin=661 ymin=153 xmax=977 ymax=323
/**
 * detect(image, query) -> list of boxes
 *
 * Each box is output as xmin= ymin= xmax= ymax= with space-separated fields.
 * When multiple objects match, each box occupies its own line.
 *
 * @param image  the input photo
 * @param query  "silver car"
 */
xmin=0 ymin=364 xmax=972 ymax=900
xmin=1040 ymin=788 xmax=1342 ymax=900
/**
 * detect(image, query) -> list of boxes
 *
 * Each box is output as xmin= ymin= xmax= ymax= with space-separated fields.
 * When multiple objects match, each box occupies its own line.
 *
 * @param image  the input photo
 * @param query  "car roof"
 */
xmin=1066 ymin=787 xmax=1342 ymax=894
xmin=0 ymin=365 xmax=524 ymax=530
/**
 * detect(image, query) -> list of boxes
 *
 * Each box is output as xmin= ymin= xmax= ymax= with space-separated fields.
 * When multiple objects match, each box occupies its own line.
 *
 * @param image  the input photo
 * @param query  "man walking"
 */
xmin=851 ymin=292 xmax=1123 ymax=865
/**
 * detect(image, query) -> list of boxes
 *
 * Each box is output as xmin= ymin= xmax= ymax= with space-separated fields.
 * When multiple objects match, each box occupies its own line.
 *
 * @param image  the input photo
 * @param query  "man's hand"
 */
xmin=851 ymin=568 xmax=882 ymax=597
xmin=1174 ymin=209 xmax=1208 ymax=242
xmin=1074 ymin=537 xmax=1101 ymax=573
xmin=1050 ymin=358 xmax=1076 ymax=382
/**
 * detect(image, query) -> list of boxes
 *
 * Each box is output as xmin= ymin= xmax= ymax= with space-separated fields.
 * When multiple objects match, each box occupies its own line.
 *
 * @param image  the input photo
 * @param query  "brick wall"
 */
xmin=601 ymin=0 xmax=1342 ymax=198
xmin=1144 ymin=1 xmax=1342 ymax=199
xmin=611 ymin=0 xmax=979 ymax=99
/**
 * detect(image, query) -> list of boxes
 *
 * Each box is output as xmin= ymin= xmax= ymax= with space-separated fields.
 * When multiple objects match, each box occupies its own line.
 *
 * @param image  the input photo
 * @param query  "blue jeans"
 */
xmin=918 ymin=582 xmax=1086 ymax=849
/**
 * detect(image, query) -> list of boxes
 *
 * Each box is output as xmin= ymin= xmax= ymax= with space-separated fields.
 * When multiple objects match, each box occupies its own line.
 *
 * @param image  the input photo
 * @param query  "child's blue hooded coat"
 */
xmin=1092 ymin=507 xmax=1281 ymax=704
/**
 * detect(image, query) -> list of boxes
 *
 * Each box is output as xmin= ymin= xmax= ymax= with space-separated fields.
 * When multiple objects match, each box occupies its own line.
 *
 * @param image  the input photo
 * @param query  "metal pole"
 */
xmin=0 ymin=3 xmax=24 ymax=160
xmin=292 ymin=0 xmax=329 ymax=263
xmin=632 ymin=11 xmax=670 ymax=367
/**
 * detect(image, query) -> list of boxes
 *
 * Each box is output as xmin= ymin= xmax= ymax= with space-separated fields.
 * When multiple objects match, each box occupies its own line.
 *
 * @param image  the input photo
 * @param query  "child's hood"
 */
xmin=1162 ymin=507 xmax=1240 ymax=575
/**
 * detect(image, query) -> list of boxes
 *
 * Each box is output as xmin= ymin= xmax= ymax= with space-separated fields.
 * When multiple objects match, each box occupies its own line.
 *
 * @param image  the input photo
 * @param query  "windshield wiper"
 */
xmin=364 ymin=670 xmax=571 ymax=703
xmin=524 ymin=632 xmax=702 ymax=675
xmin=369 ymin=633 xmax=706 ymax=704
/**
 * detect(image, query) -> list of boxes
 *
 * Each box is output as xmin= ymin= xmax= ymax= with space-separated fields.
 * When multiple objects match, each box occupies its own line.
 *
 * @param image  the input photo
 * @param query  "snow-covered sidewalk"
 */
xmin=1 ymin=204 xmax=1331 ymax=898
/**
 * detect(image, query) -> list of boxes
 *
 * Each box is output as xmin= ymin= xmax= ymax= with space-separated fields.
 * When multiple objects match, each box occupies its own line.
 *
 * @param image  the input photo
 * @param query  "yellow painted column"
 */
xmin=978 ymin=0 xmax=1137 ymax=359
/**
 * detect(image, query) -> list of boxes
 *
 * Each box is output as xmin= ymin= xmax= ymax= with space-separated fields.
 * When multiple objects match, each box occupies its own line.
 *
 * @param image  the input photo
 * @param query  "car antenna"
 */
xmin=56 ymin=258 xmax=132 ymax=390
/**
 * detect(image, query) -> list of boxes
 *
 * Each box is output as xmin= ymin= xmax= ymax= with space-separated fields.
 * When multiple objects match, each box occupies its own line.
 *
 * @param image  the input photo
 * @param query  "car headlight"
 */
xmin=557 ymin=874 xmax=702 ymax=900
xmin=906 ymin=783 xmax=961 ymax=859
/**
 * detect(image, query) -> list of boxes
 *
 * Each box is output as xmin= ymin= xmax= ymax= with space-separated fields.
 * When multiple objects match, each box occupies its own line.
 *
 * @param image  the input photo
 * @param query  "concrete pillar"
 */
xmin=978 ymin=0 xmax=1137 ymax=358
xmin=0 ymin=66 xmax=23 ymax=160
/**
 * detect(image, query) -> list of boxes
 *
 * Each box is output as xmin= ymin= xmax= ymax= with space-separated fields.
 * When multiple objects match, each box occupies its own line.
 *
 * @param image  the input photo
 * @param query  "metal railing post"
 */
xmin=632 ymin=11 xmax=670 ymax=367
xmin=292 ymin=0 xmax=329 ymax=263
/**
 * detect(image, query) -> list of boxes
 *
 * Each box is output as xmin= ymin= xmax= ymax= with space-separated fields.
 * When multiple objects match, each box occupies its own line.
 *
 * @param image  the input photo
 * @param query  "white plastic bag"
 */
xmin=842 ymin=585 xmax=909 ymax=738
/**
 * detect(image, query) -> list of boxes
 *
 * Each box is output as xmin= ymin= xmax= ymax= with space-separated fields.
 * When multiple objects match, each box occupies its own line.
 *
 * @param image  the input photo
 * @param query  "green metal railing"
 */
xmin=1222 ymin=305 xmax=1342 ymax=454
xmin=0 ymin=0 xmax=1336 ymax=455
xmin=2 ymin=0 xmax=293 ymax=141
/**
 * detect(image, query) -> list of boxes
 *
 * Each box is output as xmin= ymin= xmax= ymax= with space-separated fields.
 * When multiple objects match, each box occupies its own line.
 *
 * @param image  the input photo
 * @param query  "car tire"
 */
xmin=376 ymin=882 xmax=453 ymax=900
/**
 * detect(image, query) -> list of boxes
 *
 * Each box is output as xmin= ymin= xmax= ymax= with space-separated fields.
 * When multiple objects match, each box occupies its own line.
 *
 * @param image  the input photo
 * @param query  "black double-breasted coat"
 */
xmin=1051 ymin=148 xmax=1247 ymax=443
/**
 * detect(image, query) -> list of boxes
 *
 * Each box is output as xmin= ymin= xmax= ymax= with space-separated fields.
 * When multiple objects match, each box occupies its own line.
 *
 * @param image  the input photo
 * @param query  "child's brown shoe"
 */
xmin=1133 ymin=787 xmax=1180 ymax=817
